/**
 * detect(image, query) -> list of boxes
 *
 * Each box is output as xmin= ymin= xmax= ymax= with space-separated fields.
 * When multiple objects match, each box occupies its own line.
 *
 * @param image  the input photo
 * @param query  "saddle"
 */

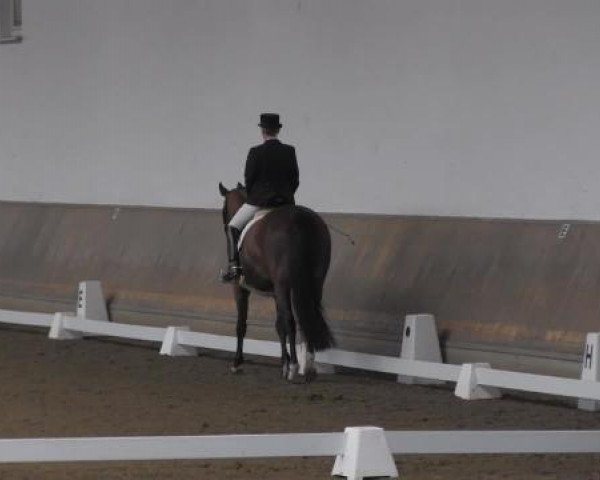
xmin=237 ymin=208 xmax=274 ymax=250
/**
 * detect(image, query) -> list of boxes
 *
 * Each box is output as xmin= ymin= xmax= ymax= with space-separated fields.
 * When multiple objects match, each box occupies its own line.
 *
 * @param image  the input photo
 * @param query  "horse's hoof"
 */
xmin=287 ymin=363 xmax=299 ymax=381
xmin=230 ymin=365 xmax=243 ymax=374
xmin=305 ymin=368 xmax=317 ymax=383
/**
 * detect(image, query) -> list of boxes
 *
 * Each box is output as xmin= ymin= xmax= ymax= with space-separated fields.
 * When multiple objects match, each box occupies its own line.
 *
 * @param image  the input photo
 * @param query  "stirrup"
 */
xmin=220 ymin=265 xmax=242 ymax=283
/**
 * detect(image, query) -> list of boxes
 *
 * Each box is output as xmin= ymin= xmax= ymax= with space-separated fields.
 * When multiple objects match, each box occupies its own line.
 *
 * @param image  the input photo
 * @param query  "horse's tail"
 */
xmin=290 ymin=270 xmax=335 ymax=352
xmin=289 ymin=213 xmax=335 ymax=352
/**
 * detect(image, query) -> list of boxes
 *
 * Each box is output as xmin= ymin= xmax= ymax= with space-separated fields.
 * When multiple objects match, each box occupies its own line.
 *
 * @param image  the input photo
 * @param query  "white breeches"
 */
xmin=229 ymin=203 xmax=261 ymax=231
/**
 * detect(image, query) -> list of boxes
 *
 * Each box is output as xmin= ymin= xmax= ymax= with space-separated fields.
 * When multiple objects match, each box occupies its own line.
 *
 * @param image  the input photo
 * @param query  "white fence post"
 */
xmin=578 ymin=333 xmax=600 ymax=412
xmin=48 ymin=312 xmax=81 ymax=340
xmin=331 ymin=427 xmax=398 ymax=480
xmin=398 ymin=314 xmax=444 ymax=385
xmin=49 ymin=281 xmax=109 ymax=340
xmin=455 ymin=363 xmax=502 ymax=400
xmin=77 ymin=281 xmax=109 ymax=321
xmin=160 ymin=326 xmax=198 ymax=356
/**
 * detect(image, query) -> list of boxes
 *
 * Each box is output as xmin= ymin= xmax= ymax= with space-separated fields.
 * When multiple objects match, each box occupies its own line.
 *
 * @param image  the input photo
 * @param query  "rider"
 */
xmin=220 ymin=113 xmax=299 ymax=283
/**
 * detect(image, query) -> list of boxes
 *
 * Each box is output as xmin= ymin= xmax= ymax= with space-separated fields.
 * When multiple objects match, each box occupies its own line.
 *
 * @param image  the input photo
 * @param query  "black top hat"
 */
xmin=258 ymin=113 xmax=282 ymax=129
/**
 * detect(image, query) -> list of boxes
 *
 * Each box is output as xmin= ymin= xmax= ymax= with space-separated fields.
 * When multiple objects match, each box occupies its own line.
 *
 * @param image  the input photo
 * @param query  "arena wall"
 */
xmin=0 ymin=201 xmax=596 ymax=376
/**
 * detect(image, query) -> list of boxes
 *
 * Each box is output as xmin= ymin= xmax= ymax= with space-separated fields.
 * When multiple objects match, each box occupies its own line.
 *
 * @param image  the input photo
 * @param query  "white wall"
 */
xmin=1 ymin=0 xmax=600 ymax=219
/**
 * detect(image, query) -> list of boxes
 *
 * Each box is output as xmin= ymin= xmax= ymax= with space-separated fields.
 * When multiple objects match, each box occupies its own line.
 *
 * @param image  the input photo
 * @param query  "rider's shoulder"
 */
xmin=248 ymin=144 xmax=262 ymax=155
xmin=250 ymin=140 xmax=295 ymax=152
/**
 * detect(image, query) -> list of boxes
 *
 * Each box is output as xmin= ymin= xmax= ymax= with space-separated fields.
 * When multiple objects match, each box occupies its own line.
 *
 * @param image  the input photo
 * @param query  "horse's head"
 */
xmin=218 ymin=182 xmax=247 ymax=225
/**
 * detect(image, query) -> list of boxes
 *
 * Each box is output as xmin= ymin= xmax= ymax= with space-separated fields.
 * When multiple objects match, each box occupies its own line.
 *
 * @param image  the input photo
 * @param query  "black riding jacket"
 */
xmin=244 ymin=139 xmax=299 ymax=207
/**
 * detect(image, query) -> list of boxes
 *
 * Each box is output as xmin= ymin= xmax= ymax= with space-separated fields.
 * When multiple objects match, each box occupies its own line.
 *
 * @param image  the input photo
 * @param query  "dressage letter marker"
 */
xmin=49 ymin=281 xmax=109 ymax=340
xmin=76 ymin=281 xmax=109 ymax=322
xmin=397 ymin=314 xmax=444 ymax=385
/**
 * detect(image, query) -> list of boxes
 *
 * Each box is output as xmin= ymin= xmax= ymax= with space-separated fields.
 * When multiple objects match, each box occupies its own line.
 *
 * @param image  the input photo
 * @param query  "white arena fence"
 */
xmin=0 ymin=281 xmax=599 ymax=410
xmin=1 ymin=427 xmax=600 ymax=479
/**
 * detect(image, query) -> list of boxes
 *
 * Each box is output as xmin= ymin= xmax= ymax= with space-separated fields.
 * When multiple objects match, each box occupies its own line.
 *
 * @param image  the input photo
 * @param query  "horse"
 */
xmin=218 ymin=182 xmax=335 ymax=382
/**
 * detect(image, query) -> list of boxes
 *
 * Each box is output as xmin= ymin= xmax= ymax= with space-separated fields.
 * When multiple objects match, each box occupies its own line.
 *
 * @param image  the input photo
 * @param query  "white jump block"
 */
xmin=160 ymin=327 xmax=198 ymax=356
xmin=455 ymin=363 xmax=502 ymax=400
xmin=77 ymin=281 xmax=109 ymax=321
xmin=49 ymin=281 xmax=109 ymax=341
xmin=578 ymin=333 xmax=600 ymax=412
xmin=398 ymin=314 xmax=444 ymax=385
xmin=49 ymin=312 xmax=82 ymax=340
xmin=331 ymin=426 xmax=398 ymax=480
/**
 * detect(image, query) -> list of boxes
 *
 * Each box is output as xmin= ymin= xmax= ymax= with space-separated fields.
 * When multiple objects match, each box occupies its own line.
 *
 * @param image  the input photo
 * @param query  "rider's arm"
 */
xmin=244 ymin=148 xmax=257 ymax=193
xmin=290 ymin=147 xmax=299 ymax=193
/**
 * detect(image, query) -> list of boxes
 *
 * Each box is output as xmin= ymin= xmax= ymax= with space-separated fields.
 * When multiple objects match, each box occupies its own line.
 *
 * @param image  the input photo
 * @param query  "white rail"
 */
xmin=386 ymin=430 xmax=600 ymax=454
xmin=0 ymin=281 xmax=599 ymax=408
xmin=0 ymin=432 xmax=343 ymax=463
xmin=0 ymin=309 xmax=52 ymax=328
xmin=177 ymin=331 xmax=462 ymax=382
xmin=178 ymin=330 xmax=282 ymax=357
xmin=1 ymin=427 xmax=599 ymax=479
xmin=317 ymin=349 xmax=461 ymax=382
xmin=1 ymin=308 xmax=599 ymax=403
xmin=476 ymin=367 xmax=600 ymax=401
xmin=62 ymin=317 xmax=165 ymax=343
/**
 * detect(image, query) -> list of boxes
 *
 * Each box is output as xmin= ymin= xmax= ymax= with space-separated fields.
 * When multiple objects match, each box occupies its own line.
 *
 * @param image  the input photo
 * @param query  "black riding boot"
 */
xmin=220 ymin=226 xmax=242 ymax=283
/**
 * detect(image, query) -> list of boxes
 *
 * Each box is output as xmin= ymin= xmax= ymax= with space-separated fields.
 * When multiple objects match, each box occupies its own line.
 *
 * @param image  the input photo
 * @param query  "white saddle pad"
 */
xmin=238 ymin=209 xmax=273 ymax=250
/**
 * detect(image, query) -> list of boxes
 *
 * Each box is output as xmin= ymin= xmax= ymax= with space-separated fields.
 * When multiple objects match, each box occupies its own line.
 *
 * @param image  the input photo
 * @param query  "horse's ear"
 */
xmin=237 ymin=182 xmax=244 ymax=190
xmin=218 ymin=182 xmax=228 ymax=196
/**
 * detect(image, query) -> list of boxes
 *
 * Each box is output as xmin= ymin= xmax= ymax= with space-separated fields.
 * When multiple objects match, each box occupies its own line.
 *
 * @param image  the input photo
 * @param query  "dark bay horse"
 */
xmin=218 ymin=182 xmax=334 ymax=381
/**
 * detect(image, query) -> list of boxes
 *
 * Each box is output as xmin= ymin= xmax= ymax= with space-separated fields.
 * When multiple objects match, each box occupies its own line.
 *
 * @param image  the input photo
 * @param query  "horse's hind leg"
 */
xmin=304 ymin=283 xmax=324 ymax=382
xmin=304 ymin=345 xmax=317 ymax=383
xmin=231 ymin=285 xmax=249 ymax=373
xmin=287 ymin=316 xmax=299 ymax=381
xmin=275 ymin=314 xmax=290 ymax=379
xmin=275 ymin=287 xmax=297 ymax=380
